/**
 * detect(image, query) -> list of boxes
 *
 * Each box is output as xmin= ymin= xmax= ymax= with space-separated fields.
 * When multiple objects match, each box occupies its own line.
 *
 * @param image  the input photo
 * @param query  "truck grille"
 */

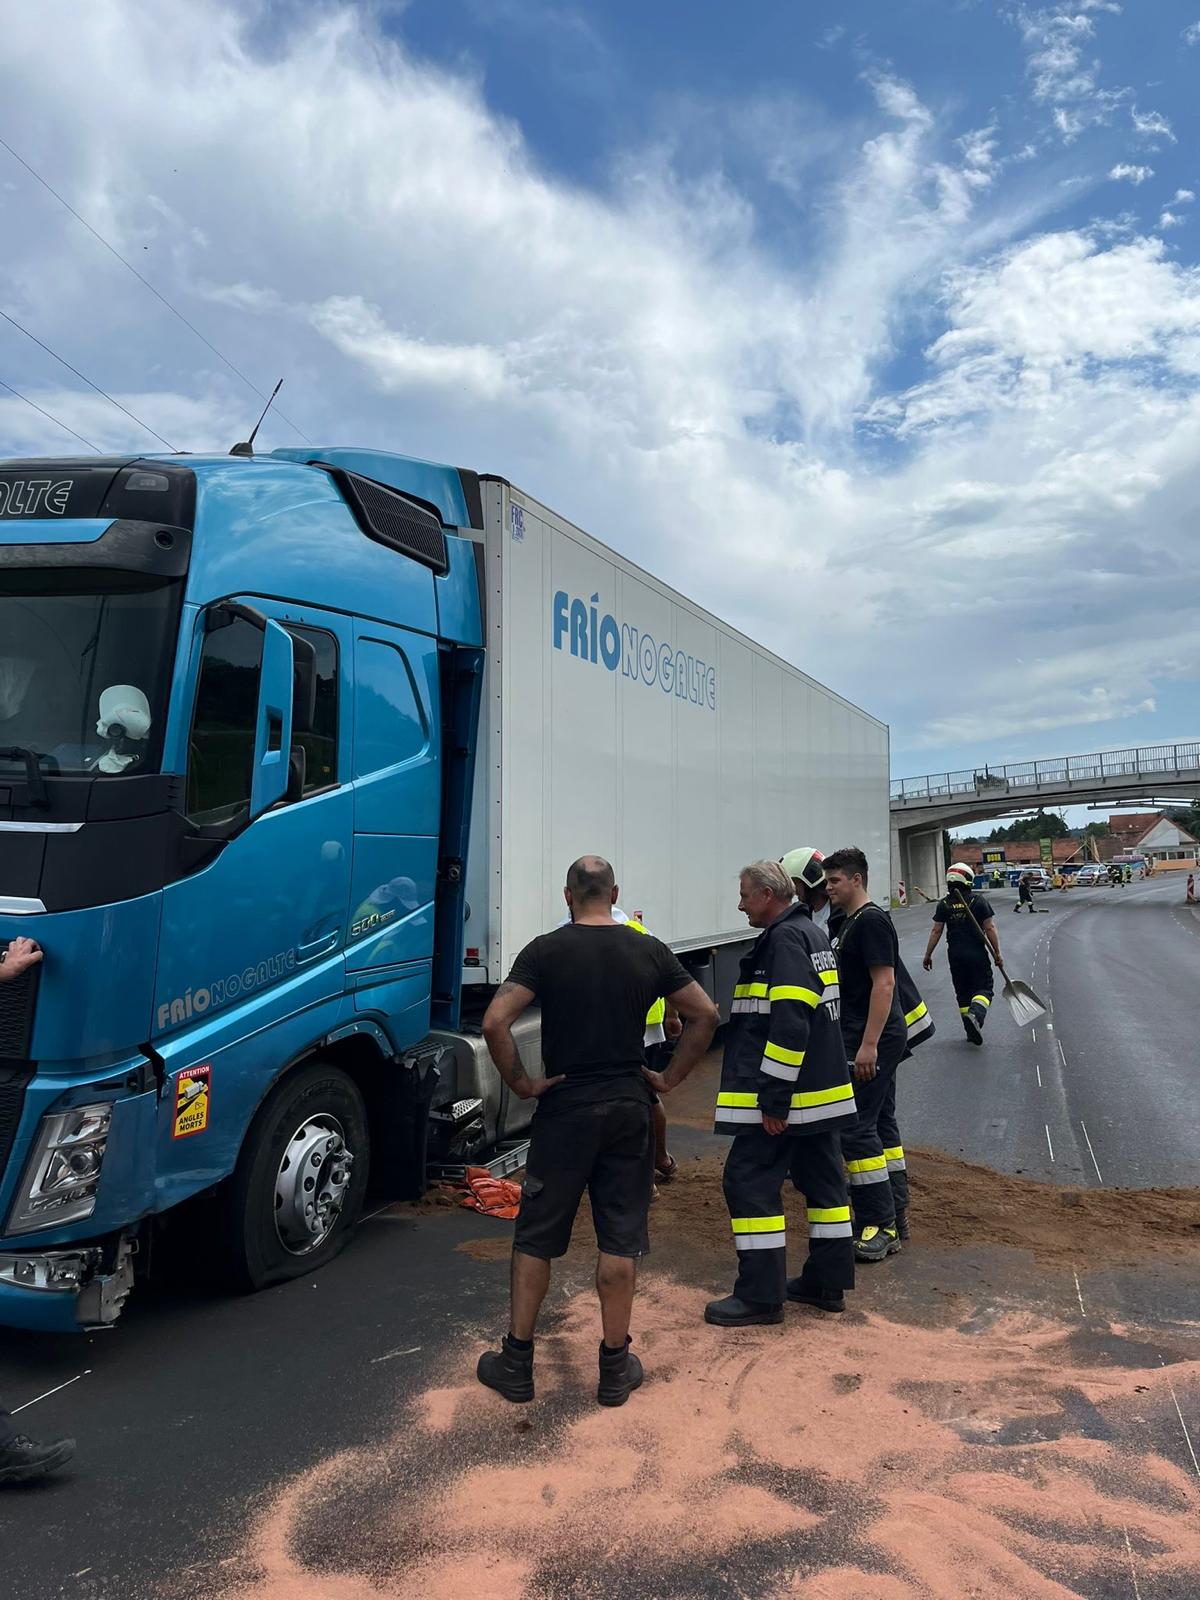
xmin=0 ymin=943 xmax=39 ymax=1059
xmin=0 ymin=1065 xmax=33 ymax=1187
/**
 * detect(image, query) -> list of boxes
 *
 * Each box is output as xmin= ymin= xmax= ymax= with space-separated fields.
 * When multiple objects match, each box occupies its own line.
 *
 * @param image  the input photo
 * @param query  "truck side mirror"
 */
xmin=249 ymin=620 xmax=295 ymax=819
xmin=291 ymin=632 xmax=317 ymax=735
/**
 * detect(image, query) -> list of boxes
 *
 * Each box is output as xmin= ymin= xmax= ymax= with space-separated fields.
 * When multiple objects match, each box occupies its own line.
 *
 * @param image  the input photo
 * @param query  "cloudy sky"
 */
xmin=2 ymin=0 xmax=1198 ymax=781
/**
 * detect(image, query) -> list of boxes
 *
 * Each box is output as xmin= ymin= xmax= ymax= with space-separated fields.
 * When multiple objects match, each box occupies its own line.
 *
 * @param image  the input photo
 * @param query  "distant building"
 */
xmin=952 ymin=813 xmax=1200 ymax=874
xmin=1125 ymin=814 xmax=1200 ymax=870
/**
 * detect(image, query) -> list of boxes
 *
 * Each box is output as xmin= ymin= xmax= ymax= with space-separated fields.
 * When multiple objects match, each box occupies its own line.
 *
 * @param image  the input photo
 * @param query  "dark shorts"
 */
xmin=513 ymin=1097 xmax=655 ymax=1260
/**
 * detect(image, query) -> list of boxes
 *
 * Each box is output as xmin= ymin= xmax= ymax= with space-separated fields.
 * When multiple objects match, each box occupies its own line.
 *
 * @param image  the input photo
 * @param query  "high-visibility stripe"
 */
xmin=807 ymin=1206 xmax=851 ymax=1224
xmin=972 ymin=994 xmax=991 ymax=1008
xmin=730 ymin=998 xmax=771 ymax=1015
xmin=764 ymin=1041 xmax=806 ymax=1068
xmin=735 ymin=1232 xmax=787 ymax=1250
xmin=715 ymin=1083 xmax=856 ymax=1124
xmin=768 ymin=985 xmax=821 ymax=1008
xmin=809 ymin=1221 xmax=854 ymax=1238
xmin=846 ymin=1154 xmax=890 ymax=1186
xmin=761 ymin=1059 xmax=801 ymax=1082
xmin=732 ymin=1215 xmax=786 ymax=1234
xmin=959 ymin=1005 xmax=970 ymax=1014
xmin=795 ymin=1082 xmax=855 ymax=1108
xmin=904 ymin=1001 xmax=928 ymax=1027
xmin=882 ymin=1146 xmax=904 ymax=1162
xmin=788 ymin=1099 xmax=855 ymax=1126
xmin=907 ymin=1009 xmax=933 ymax=1039
xmin=717 ymin=1092 xmax=760 ymax=1108
xmin=733 ymin=982 xmax=769 ymax=999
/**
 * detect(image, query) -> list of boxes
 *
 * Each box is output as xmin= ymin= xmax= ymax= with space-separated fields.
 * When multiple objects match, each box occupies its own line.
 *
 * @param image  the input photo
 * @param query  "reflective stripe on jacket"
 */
xmin=715 ymin=901 xmax=856 ymax=1137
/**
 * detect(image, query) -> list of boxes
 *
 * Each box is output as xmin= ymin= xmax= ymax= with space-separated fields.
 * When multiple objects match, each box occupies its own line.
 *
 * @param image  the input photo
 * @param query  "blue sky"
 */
xmin=2 ymin=0 xmax=1199 ymax=787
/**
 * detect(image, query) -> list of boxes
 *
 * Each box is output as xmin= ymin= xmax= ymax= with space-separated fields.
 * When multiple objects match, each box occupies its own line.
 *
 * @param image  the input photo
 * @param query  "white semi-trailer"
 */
xmin=433 ymin=474 xmax=889 ymax=1165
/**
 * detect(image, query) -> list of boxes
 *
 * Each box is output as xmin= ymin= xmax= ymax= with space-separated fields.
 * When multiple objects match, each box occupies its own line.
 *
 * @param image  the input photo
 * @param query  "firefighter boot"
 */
xmin=786 ymin=1276 xmax=846 ymax=1313
xmin=704 ymin=1294 xmax=784 ymax=1327
xmin=854 ymin=1224 xmax=901 ymax=1263
xmin=477 ymin=1335 xmax=535 ymax=1403
xmin=597 ymin=1338 xmax=644 ymax=1407
xmin=895 ymin=1207 xmax=911 ymax=1241
xmin=0 ymin=1433 xmax=75 ymax=1484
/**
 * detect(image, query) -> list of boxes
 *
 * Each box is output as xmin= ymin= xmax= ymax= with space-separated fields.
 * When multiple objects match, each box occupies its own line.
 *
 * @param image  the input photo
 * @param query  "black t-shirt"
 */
xmin=933 ymin=891 xmax=994 ymax=958
xmin=506 ymin=923 xmax=692 ymax=1111
xmin=832 ymin=903 xmax=907 ymax=1062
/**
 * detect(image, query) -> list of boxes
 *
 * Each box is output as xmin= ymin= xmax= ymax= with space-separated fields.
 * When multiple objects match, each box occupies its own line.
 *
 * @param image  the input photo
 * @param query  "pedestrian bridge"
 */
xmin=889 ymin=740 xmax=1200 ymax=902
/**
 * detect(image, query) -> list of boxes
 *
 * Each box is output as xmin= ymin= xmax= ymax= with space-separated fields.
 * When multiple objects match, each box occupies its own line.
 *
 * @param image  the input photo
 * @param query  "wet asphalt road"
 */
xmin=891 ymin=872 xmax=1199 ymax=1189
xmin=3 ymin=870 xmax=1198 ymax=1599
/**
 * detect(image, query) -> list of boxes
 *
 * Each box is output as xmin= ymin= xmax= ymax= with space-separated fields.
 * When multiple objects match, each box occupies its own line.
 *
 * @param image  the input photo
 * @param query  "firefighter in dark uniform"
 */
xmin=923 ymin=863 xmax=1005 ymax=1046
xmin=785 ymin=848 xmax=931 ymax=1241
xmin=707 ymin=859 xmax=857 ymax=1325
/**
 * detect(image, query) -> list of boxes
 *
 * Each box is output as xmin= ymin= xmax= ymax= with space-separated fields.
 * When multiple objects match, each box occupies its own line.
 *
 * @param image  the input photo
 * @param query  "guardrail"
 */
xmin=892 ymin=741 xmax=1200 ymax=803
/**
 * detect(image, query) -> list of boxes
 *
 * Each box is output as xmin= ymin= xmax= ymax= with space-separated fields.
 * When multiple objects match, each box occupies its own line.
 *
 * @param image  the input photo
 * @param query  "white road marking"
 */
xmin=1080 ymin=1120 xmax=1104 ymax=1185
xmin=1045 ymin=1124 xmax=1055 ymax=1162
xmin=1057 ymin=1039 xmax=1067 ymax=1069
xmin=11 ymin=1370 xmax=90 ymax=1414
xmin=1073 ymin=1269 xmax=1086 ymax=1317
xmin=1035 ymin=1060 xmax=1042 ymax=1088
xmin=371 ymin=1345 xmax=422 ymax=1364
xmin=1122 ymin=1526 xmax=1143 ymax=1600
xmin=1160 ymin=1357 xmax=1200 ymax=1480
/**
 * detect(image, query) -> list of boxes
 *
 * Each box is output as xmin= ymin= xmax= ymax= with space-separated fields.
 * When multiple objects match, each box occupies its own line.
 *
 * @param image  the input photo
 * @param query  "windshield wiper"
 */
xmin=0 ymin=747 xmax=51 ymax=810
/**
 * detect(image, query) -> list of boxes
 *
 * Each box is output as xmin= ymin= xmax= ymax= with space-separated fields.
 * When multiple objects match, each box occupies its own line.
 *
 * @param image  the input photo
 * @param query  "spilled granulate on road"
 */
xmin=211 ymin=1278 xmax=1200 ymax=1600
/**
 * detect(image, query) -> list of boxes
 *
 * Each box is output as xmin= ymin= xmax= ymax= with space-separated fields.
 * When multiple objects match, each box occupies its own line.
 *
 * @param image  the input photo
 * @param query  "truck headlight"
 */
xmin=6 ymin=1103 xmax=113 ymax=1233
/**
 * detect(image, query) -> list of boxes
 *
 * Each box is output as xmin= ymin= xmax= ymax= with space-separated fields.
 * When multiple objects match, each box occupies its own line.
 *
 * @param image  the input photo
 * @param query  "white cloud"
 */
xmin=1131 ymin=106 xmax=1176 ymax=142
xmin=1184 ymin=21 xmax=1200 ymax=45
xmin=1159 ymin=211 xmax=1183 ymax=230
xmin=1 ymin=0 xmax=1199 ymax=770
xmin=1108 ymin=163 xmax=1153 ymax=184
xmin=1015 ymin=4 xmax=1127 ymax=142
xmin=1175 ymin=189 xmax=1196 ymax=205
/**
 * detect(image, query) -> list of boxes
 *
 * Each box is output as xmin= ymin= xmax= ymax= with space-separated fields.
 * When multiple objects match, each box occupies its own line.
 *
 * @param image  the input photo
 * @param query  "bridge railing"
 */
xmin=892 ymin=741 xmax=1200 ymax=803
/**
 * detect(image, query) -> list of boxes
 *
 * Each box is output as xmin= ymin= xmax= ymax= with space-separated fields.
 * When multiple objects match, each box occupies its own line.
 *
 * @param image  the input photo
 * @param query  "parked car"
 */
xmin=1074 ymin=865 xmax=1106 ymax=885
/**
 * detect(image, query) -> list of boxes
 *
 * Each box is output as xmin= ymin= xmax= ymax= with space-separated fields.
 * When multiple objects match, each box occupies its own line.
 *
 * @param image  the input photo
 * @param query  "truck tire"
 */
xmin=223 ymin=1062 xmax=370 ymax=1291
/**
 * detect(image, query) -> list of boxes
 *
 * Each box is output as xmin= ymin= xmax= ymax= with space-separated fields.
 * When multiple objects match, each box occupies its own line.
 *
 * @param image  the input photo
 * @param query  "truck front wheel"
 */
xmin=224 ymin=1062 xmax=370 ymax=1291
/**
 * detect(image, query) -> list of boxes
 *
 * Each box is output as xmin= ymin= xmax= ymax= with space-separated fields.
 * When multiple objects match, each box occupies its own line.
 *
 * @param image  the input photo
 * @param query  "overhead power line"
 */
xmin=0 ymin=376 xmax=101 ymax=452
xmin=0 ymin=135 xmax=312 ymax=444
xmin=0 ymin=307 xmax=178 ymax=450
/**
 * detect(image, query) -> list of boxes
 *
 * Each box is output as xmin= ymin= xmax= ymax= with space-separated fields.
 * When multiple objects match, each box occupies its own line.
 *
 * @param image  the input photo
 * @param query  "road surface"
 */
xmin=893 ymin=872 xmax=1198 ymax=1188
xmin=3 ymin=870 xmax=1199 ymax=1599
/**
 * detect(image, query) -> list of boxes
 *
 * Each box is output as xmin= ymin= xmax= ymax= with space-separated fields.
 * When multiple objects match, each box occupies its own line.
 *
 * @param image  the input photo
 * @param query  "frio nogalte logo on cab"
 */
xmin=552 ymin=590 xmax=717 ymax=711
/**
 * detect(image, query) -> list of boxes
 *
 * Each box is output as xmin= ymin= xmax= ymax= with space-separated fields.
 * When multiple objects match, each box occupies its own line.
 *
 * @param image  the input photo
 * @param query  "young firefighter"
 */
xmin=823 ymin=846 xmax=908 ymax=1263
xmin=707 ymin=859 xmax=857 ymax=1325
xmin=923 ymin=863 xmax=1005 ymax=1045
xmin=783 ymin=848 xmax=931 ymax=1240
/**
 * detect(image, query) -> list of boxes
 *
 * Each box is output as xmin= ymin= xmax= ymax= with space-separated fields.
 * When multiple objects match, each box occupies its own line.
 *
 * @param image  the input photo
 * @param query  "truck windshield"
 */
xmin=0 ymin=570 xmax=180 ymax=777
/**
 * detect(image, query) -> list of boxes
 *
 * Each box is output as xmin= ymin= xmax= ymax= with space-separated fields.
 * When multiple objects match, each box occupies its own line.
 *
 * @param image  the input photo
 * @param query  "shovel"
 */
xmin=955 ymin=886 xmax=1049 ymax=1027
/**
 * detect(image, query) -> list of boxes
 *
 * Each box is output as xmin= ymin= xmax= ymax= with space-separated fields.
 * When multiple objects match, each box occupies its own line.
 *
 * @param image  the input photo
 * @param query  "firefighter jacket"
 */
xmin=715 ymin=901 xmax=857 ymax=1137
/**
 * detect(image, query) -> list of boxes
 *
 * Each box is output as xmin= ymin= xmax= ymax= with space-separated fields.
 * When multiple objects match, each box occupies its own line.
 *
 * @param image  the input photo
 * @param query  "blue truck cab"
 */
xmin=0 ymin=448 xmax=488 ymax=1331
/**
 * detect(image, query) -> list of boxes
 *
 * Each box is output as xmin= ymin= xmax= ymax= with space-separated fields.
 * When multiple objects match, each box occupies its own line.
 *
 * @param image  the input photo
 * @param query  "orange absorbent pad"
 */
xmin=459 ymin=1166 xmax=522 ymax=1219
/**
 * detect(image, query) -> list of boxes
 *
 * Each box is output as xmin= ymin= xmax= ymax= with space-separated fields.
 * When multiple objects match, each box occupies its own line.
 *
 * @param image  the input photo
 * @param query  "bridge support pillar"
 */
xmin=892 ymin=823 xmax=945 ymax=907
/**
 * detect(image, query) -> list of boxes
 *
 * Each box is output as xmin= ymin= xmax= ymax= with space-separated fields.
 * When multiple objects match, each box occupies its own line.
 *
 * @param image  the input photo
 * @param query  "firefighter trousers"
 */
xmin=840 ymin=1054 xmax=900 ymax=1232
xmin=876 ymin=1071 xmax=908 ymax=1215
xmin=722 ymin=1128 xmax=854 ymax=1307
xmin=949 ymin=955 xmax=993 ymax=1034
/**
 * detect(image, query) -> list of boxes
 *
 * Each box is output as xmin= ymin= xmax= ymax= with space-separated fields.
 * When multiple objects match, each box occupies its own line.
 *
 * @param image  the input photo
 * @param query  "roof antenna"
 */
xmin=229 ymin=378 xmax=284 ymax=458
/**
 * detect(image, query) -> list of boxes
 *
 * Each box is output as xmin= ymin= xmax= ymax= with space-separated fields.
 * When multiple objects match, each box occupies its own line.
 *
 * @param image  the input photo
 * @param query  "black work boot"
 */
xmin=597 ymin=1338 xmax=644 ymax=1407
xmin=704 ymin=1294 xmax=784 ymax=1327
xmin=477 ymin=1335 xmax=535 ymax=1403
xmin=963 ymin=1011 xmax=983 ymax=1045
xmin=895 ymin=1207 xmax=911 ymax=1241
xmin=786 ymin=1277 xmax=846 ymax=1313
xmin=854 ymin=1224 xmax=901 ymax=1263
xmin=0 ymin=1433 xmax=75 ymax=1485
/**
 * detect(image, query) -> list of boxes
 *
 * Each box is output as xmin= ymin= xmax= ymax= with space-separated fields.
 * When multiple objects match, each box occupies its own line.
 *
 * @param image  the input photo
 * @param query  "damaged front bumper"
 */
xmin=0 ymin=1234 xmax=135 ymax=1331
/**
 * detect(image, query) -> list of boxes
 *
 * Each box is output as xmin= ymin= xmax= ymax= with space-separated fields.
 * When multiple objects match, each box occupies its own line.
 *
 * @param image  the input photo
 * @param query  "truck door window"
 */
xmin=284 ymin=625 xmax=338 ymax=794
xmin=186 ymin=617 xmax=263 ymax=826
xmin=354 ymin=638 xmax=428 ymax=777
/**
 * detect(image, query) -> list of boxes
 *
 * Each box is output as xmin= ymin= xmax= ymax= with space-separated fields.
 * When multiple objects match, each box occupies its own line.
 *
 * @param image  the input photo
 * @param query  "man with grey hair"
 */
xmin=707 ymin=859 xmax=858 ymax=1325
